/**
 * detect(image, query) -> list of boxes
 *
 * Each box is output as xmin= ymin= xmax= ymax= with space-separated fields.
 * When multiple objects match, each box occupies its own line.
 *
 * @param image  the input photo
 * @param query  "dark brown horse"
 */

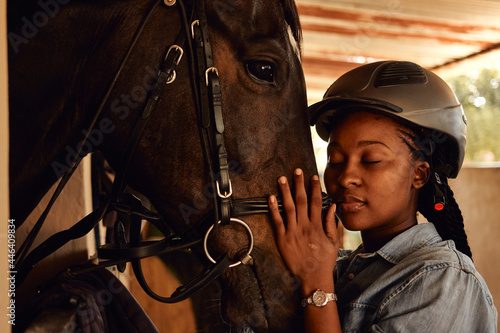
xmin=8 ymin=0 xmax=317 ymax=331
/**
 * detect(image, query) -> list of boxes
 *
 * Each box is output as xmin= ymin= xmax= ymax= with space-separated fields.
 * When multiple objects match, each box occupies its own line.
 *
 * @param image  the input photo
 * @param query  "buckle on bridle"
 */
xmin=165 ymin=44 xmax=184 ymax=65
xmin=205 ymin=67 xmax=219 ymax=86
xmin=164 ymin=45 xmax=184 ymax=84
xmin=216 ymin=180 xmax=232 ymax=199
xmin=191 ymin=20 xmax=199 ymax=39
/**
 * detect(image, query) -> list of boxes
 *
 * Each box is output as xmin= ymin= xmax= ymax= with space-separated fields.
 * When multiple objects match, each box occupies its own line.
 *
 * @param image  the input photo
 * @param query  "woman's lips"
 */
xmin=337 ymin=195 xmax=365 ymax=213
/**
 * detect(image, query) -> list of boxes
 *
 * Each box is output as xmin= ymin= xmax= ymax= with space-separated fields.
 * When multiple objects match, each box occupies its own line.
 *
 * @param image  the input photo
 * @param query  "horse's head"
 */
xmin=101 ymin=1 xmax=315 ymax=331
xmin=9 ymin=0 xmax=315 ymax=331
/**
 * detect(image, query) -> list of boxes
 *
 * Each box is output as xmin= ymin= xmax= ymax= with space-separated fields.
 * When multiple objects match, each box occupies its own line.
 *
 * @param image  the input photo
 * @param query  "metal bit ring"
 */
xmin=203 ymin=218 xmax=254 ymax=268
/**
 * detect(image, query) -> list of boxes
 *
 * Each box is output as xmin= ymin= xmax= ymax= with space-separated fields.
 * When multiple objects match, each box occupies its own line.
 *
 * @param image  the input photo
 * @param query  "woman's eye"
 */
xmin=327 ymin=159 xmax=344 ymax=167
xmin=327 ymin=153 xmax=344 ymax=167
xmin=246 ymin=61 xmax=275 ymax=83
xmin=361 ymin=153 xmax=383 ymax=164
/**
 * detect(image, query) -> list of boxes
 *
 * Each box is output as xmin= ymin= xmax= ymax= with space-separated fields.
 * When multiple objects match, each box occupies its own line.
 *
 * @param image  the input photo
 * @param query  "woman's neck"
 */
xmin=360 ymin=220 xmax=418 ymax=253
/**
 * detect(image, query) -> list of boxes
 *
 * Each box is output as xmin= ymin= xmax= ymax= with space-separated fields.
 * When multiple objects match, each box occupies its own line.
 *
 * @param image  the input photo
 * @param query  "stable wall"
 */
xmin=1 ymin=0 xmax=11 ymax=331
xmin=15 ymin=158 xmax=94 ymax=309
xmin=452 ymin=164 xmax=500 ymax=319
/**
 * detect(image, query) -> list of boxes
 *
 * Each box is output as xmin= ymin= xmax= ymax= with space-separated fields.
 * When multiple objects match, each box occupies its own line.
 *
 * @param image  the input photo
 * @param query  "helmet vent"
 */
xmin=374 ymin=61 xmax=428 ymax=87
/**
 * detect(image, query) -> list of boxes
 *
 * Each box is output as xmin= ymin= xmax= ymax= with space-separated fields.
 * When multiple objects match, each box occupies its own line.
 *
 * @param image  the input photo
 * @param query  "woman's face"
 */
xmin=324 ymin=111 xmax=427 ymax=236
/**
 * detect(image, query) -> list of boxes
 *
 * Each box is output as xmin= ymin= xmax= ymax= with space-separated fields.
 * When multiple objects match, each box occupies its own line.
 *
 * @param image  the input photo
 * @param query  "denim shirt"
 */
xmin=335 ymin=223 xmax=498 ymax=333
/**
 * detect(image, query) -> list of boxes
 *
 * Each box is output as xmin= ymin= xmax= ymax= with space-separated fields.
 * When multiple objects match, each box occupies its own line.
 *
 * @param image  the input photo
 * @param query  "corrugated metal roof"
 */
xmin=297 ymin=0 xmax=500 ymax=101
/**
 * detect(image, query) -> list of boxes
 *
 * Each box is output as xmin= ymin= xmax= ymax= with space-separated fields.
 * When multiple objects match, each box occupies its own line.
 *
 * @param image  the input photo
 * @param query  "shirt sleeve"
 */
xmin=370 ymin=263 xmax=498 ymax=333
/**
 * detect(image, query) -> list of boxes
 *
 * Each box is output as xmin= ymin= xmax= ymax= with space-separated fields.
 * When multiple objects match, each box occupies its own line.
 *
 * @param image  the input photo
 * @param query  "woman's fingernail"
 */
xmin=295 ymin=168 xmax=302 ymax=176
xmin=278 ymin=176 xmax=287 ymax=185
xmin=269 ymin=195 xmax=276 ymax=204
xmin=312 ymin=175 xmax=319 ymax=181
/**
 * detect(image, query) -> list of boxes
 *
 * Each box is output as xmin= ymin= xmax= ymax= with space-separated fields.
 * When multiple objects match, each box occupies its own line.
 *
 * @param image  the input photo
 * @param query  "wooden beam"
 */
xmin=432 ymin=42 xmax=500 ymax=70
xmin=297 ymin=3 xmax=500 ymax=35
xmin=300 ymin=22 xmax=493 ymax=48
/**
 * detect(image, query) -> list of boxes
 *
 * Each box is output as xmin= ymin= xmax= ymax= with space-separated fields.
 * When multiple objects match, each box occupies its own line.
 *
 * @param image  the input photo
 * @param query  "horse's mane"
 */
xmin=279 ymin=0 xmax=303 ymax=47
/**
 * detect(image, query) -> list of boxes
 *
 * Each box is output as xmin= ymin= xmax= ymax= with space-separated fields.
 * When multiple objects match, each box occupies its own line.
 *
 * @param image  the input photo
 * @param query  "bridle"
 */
xmin=15 ymin=0 xmax=331 ymax=303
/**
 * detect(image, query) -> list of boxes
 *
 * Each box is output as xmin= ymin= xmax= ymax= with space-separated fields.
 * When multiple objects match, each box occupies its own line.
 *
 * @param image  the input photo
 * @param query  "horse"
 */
xmin=8 ymin=0 xmax=318 ymax=331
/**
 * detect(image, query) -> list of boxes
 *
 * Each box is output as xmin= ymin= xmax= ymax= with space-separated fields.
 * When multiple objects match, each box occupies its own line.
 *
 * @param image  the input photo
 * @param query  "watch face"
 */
xmin=312 ymin=290 xmax=327 ymax=306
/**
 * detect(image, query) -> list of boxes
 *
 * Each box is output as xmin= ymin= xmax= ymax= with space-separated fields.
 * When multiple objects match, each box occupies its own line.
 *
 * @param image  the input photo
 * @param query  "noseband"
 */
xmin=15 ymin=0 xmax=331 ymax=302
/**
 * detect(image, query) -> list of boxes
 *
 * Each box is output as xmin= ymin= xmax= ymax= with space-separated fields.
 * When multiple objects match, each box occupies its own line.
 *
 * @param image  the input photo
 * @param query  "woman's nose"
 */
xmin=338 ymin=162 xmax=361 ymax=189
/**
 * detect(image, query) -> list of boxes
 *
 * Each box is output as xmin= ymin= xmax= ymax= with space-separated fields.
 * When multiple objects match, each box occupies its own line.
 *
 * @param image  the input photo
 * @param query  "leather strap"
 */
xmin=191 ymin=0 xmax=232 ymax=227
xmin=16 ymin=206 xmax=107 ymax=284
xmin=232 ymin=193 xmax=333 ymax=218
xmin=131 ymin=254 xmax=232 ymax=303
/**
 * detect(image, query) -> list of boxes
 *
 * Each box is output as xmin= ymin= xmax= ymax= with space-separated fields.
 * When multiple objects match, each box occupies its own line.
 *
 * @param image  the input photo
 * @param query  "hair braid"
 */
xmin=441 ymin=183 xmax=472 ymax=258
xmin=417 ymin=148 xmax=473 ymax=259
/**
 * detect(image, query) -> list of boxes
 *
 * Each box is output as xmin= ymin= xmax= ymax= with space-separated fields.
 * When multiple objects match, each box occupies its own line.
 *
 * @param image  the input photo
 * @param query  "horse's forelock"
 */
xmin=279 ymin=0 xmax=302 ymax=47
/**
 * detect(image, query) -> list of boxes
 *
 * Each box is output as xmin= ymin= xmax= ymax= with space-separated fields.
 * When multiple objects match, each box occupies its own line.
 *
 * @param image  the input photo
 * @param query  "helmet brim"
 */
xmin=309 ymin=96 xmax=403 ymax=141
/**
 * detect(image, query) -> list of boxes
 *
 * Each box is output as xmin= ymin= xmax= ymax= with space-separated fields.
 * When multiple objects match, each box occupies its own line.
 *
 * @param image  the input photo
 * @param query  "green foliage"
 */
xmin=445 ymin=66 xmax=500 ymax=162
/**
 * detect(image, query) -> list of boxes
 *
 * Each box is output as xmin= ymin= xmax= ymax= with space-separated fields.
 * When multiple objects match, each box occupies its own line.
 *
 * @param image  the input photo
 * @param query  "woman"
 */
xmin=269 ymin=61 xmax=497 ymax=332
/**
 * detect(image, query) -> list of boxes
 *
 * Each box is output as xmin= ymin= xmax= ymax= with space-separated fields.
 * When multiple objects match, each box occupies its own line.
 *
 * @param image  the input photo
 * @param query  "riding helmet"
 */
xmin=308 ymin=60 xmax=467 ymax=178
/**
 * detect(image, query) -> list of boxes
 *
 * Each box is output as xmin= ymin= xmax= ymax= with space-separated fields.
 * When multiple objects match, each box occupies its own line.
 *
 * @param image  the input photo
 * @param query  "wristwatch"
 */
xmin=301 ymin=289 xmax=337 ymax=307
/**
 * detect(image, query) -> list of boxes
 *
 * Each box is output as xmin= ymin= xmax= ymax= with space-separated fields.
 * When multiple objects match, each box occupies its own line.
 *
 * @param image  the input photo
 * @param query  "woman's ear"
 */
xmin=413 ymin=161 xmax=430 ymax=189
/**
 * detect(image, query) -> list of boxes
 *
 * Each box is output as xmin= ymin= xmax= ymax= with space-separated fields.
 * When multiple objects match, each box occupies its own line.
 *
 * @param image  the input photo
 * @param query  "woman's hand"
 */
xmin=269 ymin=168 xmax=339 ymax=295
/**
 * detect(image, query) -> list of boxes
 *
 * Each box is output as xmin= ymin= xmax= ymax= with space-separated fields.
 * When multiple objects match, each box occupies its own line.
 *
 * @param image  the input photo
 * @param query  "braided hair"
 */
xmin=400 ymin=125 xmax=473 ymax=259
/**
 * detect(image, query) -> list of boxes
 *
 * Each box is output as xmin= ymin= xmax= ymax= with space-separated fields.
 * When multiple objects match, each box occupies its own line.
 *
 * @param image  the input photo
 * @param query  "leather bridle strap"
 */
xmin=191 ymin=0 xmax=231 ymax=226
xmin=127 ymin=0 xmax=237 ymax=303
xmin=232 ymin=194 xmax=333 ymax=218
xmin=65 ymin=194 xmax=332 ymax=270
xmin=110 ymin=27 xmax=187 ymax=200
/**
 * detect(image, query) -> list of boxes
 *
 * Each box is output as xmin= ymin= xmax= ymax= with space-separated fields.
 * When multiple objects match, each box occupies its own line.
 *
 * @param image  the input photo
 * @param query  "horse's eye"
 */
xmin=246 ymin=61 xmax=275 ymax=84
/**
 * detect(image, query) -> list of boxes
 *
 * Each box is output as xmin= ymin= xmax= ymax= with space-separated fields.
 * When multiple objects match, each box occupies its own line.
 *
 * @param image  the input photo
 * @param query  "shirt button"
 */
xmin=348 ymin=273 xmax=355 ymax=280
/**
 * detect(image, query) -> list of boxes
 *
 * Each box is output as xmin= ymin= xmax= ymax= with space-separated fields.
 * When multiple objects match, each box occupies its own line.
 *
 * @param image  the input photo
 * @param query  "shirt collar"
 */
xmin=375 ymin=223 xmax=443 ymax=264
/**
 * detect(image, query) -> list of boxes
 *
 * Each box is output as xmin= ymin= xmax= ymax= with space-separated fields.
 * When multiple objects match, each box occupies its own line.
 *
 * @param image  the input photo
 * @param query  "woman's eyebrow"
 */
xmin=328 ymin=140 xmax=392 ymax=149
xmin=358 ymin=140 xmax=393 ymax=151
xmin=327 ymin=140 xmax=394 ymax=153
